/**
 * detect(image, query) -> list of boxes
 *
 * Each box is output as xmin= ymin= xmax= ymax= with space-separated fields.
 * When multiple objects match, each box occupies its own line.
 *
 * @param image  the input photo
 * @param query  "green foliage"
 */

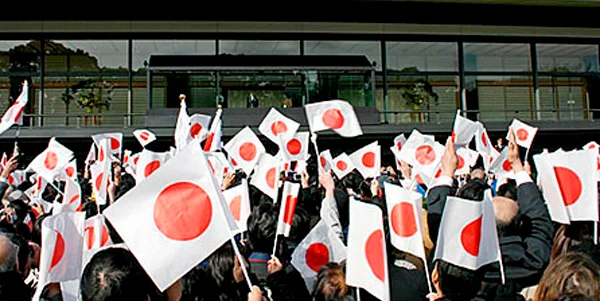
xmin=63 ymin=79 xmax=113 ymax=113
xmin=402 ymin=79 xmax=439 ymax=108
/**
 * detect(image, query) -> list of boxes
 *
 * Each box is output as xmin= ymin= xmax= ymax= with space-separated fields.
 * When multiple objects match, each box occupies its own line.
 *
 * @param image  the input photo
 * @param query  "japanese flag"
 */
xmin=28 ymin=138 xmax=74 ymax=183
xmin=390 ymin=134 xmax=407 ymax=158
xmin=533 ymin=152 xmax=570 ymax=224
xmin=188 ymin=114 xmax=212 ymax=142
xmin=203 ymin=108 xmax=222 ymax=152
xmin=33 ymin=212 xmax=85 ymax=300
xmin=1 ymin=153 xmax=6 ymax=168
xmin=85 ymin=143 xmax=96 ymax=169
xmin=452 ymin=110 xmax=479 ymax=148
xmin=489 ymin=147 xmax=515 ymax=179
xmin=259 ymin=108 xmax=300 ymax=143
xmin=506 ymin=119 xmax=538 ymax=149
xmin=582 ymin=141 xmax=600 ymax=181
xmin=455 ymin=148 xmax=480 ymax=176
xmin=103 ymin=142 xmax=235 ymax=291
xmin=0 ymin=81 xmax=28 ymax=136
xmin=319 ymin=150 xmax=333 ymax=173
xmin=294 ymin=160 xmax=308 ymax=174
xmin=26 ymin=174 xmax=47 ymax=201
xmin=250 ymin=153 xmax=280 ymax=202
xmin=384 ymin=182 xmax=426 ymax=260
xmin=133 ymin=129 xmax=157 ymax=147
xmin=222 ymin=179 xmax=251 ymax=233
xmin=397 ymin=130 xmax=444 ymax=179
xmin=224 ymin=127 xmax=265 ymax=175
xmin=90 ymin=160 xmax=110 ymax=206
xmin=279 ymin=132 xmax=310 ymax=162
xmin=57 ymin=160 xmax=78 ymax=182
xmin=7 ymin=170 xmax=26 ymax=187
xmin=291 ymin=220 xmax=347 ymax=290
xmin=434 ymin=192 xmax=501 ymax=270
xmin=482 ymin=147 xmax=501 ymax=173
xmin=125 ymin=152 xmax=140 ymax=177
xmin=305 ymin=100 xmax=362 ymax=137
xmin=206 ymin=152 xmax=233 ymax=187
xmin=122 ymin=149 xmax=132 ymax=167
xmin=62 ymin=177 xmax=82 ymax=212
xmin=92 ymin=133 xmax=123 ymax=158
xmin=347 ymin=199 xmax=390 ymax=301
xmin=174 ymin=98 xmax=190 ymax=150
xmin=276 ymin=181 xmax=301 ymax=237
xmin=331 ymin=153 xmax=355 ymax=179
xmin=84 ymin=215 xmax=113 ymax=251
xmin=136 ymin=149 xmax=171 ymax=183
xmin=349 ymin=141 xmax=380 ymax=179
xmin=475 ymin=122 xmax=494 ymax=155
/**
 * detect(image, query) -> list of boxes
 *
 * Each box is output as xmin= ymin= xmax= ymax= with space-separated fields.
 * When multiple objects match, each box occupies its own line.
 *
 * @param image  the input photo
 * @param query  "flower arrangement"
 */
xmin=69 ymin=79 xmax=113 ymax=114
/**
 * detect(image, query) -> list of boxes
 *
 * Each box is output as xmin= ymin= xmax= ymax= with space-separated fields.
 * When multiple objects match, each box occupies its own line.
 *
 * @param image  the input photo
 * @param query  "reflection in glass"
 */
xmin=46 ymin=40 xmax=127 ymax=72
xmin=387 ymin=42 xmax=458 ymax=72
xmin=133 ymin=40 xmax=215 ymax=71
xmin=537 ymin=44 xmax=599 ymax=73
xmin=219 ymin=71 xmax=304 ymax=108
xmin=464 ymin=43 xmax=531 ymax=72
xmin=538 ymin=76 xmax=599 ymax=121
xmin=465 ymin=76 xmax=533 ymax=121
xmin=305 ymin=41 xmax=381 ymax=70
xmin=219 ymin=41 xmax=299 ymax=55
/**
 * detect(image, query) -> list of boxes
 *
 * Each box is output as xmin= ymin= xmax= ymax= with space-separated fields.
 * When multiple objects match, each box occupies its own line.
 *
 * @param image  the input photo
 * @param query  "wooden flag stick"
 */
xmin=230 ymin=235 xmax=253 ymax=291
xmin=271 ymin=234 xmax=279 ymax=257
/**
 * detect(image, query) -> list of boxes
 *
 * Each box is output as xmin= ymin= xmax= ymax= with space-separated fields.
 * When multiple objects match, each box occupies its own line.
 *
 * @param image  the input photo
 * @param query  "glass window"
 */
xmin=219 ymin=40 xmax=299 ymax=55
xmin=133 ymin=40 xmax=215 ymax=72
xmin=538 ymin=75 xmax=596 ymax=121
xmin=464 ymin=43 xmax=531 ymax=72
xmin=537 ymin=44 xmax=599 ymax=73
xmin=305 ymin=41 xmax=381 ymax=70
xmin=45 ymin=40 xmax=127 ymax=73
xmin=220 ymin=70 xmax=305 ymax=108
xmin=387 ymin=42 xmax=458 ymax=72
xmin=465 ymin=76 xmax=534 ymax=122
xmin=0 ymin=40 xmax=40 ymax=73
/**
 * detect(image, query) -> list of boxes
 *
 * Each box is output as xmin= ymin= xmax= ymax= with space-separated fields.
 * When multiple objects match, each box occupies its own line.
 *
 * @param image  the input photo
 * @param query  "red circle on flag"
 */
xmin=482 ymin=132 xmax=488 ymax=147
xmin=287 ymin=139 xmax=302 ymax=155
xmin=322 ymin=108 xmax=345 ymax=130
xmin=266 ymin=168 xmax=277 ymax=189
xmin=229 ymin=195 xmax=242 ymax=221
xmin=7 ymin=175 xmax=14 ymax=185
xmin=99 ymin=148 xmax=105 ymax=162
xmin=95 ymin=173 xmax=104 ymax=191
xmin=44 ymin=152 xmax=58 ymax=170
xmin=320 ymin=156 xmax=327 ymax=168
xmin=153 ymin=182 xmax=213 ymax=241
xmin=140 ymin=131 xmax=150 ymax=141
xmin=415 ymin=174 xmax=424 ymax=185
xmin=85 ymin=226 xmax=95 ymax=250
xmin=589 ymin=144 xmax=597 ymax=150
xmin=336 ymin=160 xmax=347 ymax=171
xmin=553 ymin=166 xmax=582 ymax=206
xmin=68 ymin=194 xmax=79 ymax=205
xmin=283 ymin=163 xmax=290 ymax=171
xmin=305 ymin=243 xmax=330 ymax=273
xmin=66 ymin=166 xmax=75 ymax=178
xmin=144 ymin=160 xmax=161 ymax=178
xmin=190 ymin=123 xmax=203 ymax=138
xmin=397 ymin=141 xmax=403 ymax=150
xmin=231 ymin=158 xmax=238 ymax=167
xmin=101 ymin=225 xmax=110 ymax=246
xmin=50 ymin=230 xmax=65 ymax=272
xmin=110 ymin=138 xmax=120 ymax=150
xmin=13 ymin=106 xmax=25 ymax=123
xmin=283 ymin=195 xmax=298 ymax=224
xmin=516 ymin=129 xmax=528 ymax=141
xmin=133 ymin=156 xmax=139 ymax=165
xmin=271 ymin=121 xmax=288 ymax=136
xmin=365 ymin=229 xmax=385 ymax=282
xmin=502 ymin=160 xmax=512 ymax=172
xmin=460 ymin=216 xmax=482 ymax=257
xmin=415 ymin=145 xmax=436 ymax=165
xmin=239 ymin=143 xmax=257 ymax=162
xmin=362 ymin=152 xmax=376 ymax=168
xmin=435 ymin=167 xmax=442 ymax=179
xmin=391 ymin=202 xmax=418 ymax=237
xmin=457 ymin=155 xmax=465 ymax=170
xmin=451 ymin=131 xmax=456 ymax=143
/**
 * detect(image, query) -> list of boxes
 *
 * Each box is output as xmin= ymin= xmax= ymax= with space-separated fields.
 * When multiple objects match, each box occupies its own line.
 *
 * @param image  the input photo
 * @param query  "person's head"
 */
xmin=0 ymin=271 xmax=30 ymax=301
xmin=553 ymin=295 xmax=599 ymax=301
xmin=551 ymin=222 xmax=600 ymax=265
xmin=497 ymin=180 xmax=517 ymax=201
xmin=247 ymin=202 xmax=277 ymax=253
xmin=493 ymin=196 xmax=520 ymax=237
xmin=432 ymin=260 xmax=483 ymax=301
xmin=0 ymin=224 xmax=30 ymax=276
xmin=457 ymin=178 xmax=489 ymax=201
xmin=81 ymin=248 xmax=159 ymax=301
xmin=0 ymin=234 xmax=18 ymax=273
xmin=206 ymin=243 xmax=235 ymax=288
xmin=312 ymin=263 xmax=353 ymax=301
xmin=470 ymin=168 xmax=487 ymax=182
xmin=535 ymin=252 xmax=600 ymax=301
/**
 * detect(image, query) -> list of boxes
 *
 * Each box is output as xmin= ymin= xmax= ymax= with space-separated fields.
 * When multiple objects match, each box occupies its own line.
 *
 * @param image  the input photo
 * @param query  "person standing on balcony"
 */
xmin=247 ymin=93 xmax=259 ymax=108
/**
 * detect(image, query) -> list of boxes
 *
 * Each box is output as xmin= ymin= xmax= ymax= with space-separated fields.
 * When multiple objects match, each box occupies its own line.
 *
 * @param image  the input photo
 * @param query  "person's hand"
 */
xmin=1 ymin=157 xmax=17 ymax=179
xmin=28 ymin=242 xmax=41 ymax=269
xmin=300 ymin=171 xmax=310 ymax=189
xmin=165 ymin=279 xmax=182 ymax=301
xmin=398 ymin=160 xmax=412 ymax=180
xmin=319 ymin=168 xmax=335 ymax=198
xmin=221 ymin=172 xmax=236 ymax=191
xmin=386 ymin=166 xmax=397 ymax=176
xmin=441 ymin=137 xmax=458 ymax=178
xmin=248 ymin=286 xmax=262 ymax=301
xmin=233 ymin=255 xmax=249 ymax=283
xmin=267 ymin=255 xmax=283 ymax=274
xmin=370 ymin=178 xmax=381 ymax=198
xmin=507 ymin=128 xmax=524 ymax=172
xmin=524 ymin=161 xmax=532 ymax=175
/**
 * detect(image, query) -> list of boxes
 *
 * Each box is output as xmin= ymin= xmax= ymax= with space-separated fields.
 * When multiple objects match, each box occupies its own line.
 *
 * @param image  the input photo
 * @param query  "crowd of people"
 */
xmin=0 ymin=121 xmax=598 ymax=301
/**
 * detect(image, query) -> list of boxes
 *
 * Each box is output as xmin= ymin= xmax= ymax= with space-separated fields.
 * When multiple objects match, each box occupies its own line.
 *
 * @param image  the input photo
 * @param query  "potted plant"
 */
xmin=402 ymin=78 xmax=439 ymax=123
xmin=70 ymin=79 xmax=113 ymax=126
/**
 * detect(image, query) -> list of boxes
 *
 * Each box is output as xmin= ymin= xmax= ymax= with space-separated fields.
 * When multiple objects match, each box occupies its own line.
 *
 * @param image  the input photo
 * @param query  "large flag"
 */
xmin=533 ymin=151 xmax=570 ymax=224
xmin=203 ymin=109 xmax=222 ymax=152
xmin=133 ymin=129 xmax=157 ymax=147
xmin=276 ymin=181 xmax=301 ymax=237
xmin=279 ymin=132 xmax=310 ymax=162
xmin=349 ymin=141 xmax=380 ymax=179
xmin=305 ymin=100 xmax=362 ymax=137
xmin=383 ymin=183 xmax=426 ymax=260
xmin=258 ymin=108 xmax=300 ymax=143
xmin=291 ymin=220 xmax=347 ymax=290
xmin=224 ymin=127 xmax=265 ymax=175
xmin=0 ymin=81 xmax=28 ymax=136
xmin=104 ymin=142 xmax=235 ymax=291
xmin=506 ymin=119 xmax=538 ymax=149
xmin=331 ymin=153 xmax=355 ymax=179
xmin=347 ymin=199 xmax=390 ymax=301
xmin=92 ymin=133 xmax=123 ymax=159
xmin=452 ymin=110 xmax=478 ymax=148
xmin=28 ymin=138 xmax=74 ymax=183
xmin=250 ymin=153 xmax=280 ymax=202
xmin=222 ymin=179 xmax=251 ymax=233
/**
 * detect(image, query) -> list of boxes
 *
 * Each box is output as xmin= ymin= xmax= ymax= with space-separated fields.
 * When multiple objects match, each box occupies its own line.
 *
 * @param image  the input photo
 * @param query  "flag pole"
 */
xmin=271 ymin=234 xmax=279 ymax=257
xmin=356 ymin=288 xmax=361 ymax=301
xmin=499 ymin=256 xmax=506 ymax=285
xmin=422 ymin=257 xmax=434 ymax=295
xmin=594 ymin=221 xmax=598 ymax=245
xmin=310 ymin=133 xmax=320 ymax=178
xmin=524 ymin=147 xmax=531 ymax=163
xmin=47 ymin=181 xmax=64 ymax=196
xmin=229 ymin=234 xmax=253 ymax=291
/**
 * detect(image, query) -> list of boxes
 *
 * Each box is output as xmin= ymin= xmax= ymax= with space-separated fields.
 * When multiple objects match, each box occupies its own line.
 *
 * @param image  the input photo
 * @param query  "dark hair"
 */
xmin=81 ymin=248 xmax=159 ymax=301
xmin=312 ymin=263 xmax=354 ymax=301
xmin=247 ymin=202 xmax=277 ymax=253
xmin=457 ymin=179 xmax=489 ymax=201
xmin=437 ymin=260 xmax=483 ymax=300
xmin=535 ymin=252 xmax=600 ymax=301
xmin=181 ymin=264 xmax=216 ymax=301
xmin=114 ymin=174 xmax=135 ymax=201
xmin=7 ymin=200 xmax=28 ymax=223
xmin=497 ymin=181 xmax=517 ymax=200
xmin=206 ymin=243 xmax=247 ymax=301
xmin=0 ymin=271 xmax=31 ymax=301
xmin=553 ymin=294 xmax=599 ymax=301
xmin=82 ymin=201 xmax=99 ymax=219
xmin=0 ymin=223 xmax=30 ymax=275
xmin=551 ymin=222 xmax=600 ymax=265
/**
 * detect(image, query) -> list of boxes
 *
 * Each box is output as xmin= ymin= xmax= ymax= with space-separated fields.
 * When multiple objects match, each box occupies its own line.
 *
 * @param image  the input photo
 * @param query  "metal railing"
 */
xmin=21 ymin=113 xmax=147 ymax=129
xmin=380 ymin=109 xmax=600 ymax=124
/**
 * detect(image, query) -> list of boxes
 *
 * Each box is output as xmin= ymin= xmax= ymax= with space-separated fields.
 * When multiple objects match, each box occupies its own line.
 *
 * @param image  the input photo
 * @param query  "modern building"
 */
xmin=2 ymin=1 xmax=600 ymax=160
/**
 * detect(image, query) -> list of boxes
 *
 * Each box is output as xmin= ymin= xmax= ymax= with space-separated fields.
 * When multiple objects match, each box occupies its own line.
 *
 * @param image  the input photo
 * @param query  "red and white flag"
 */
xmin=0 ymin=81 xmax=28 ymax=136
xmin=397 ymin=130 xmax=444 ymax=180
xmin=206 ymin=152 xmax=233 ymax=187
xmin=279 ymin=132 xmax=310 ymax=162
xmin=305 ymin=100 xmax=362 ymax=137
xmin=135 ymin=149 xmax=171 ymax=183
xmin=122 ymin=149 xmax=132 ymax=166
xmin=133 ymin=129 xmax=157 ymax=147
xmin=90 ymin=161 xmax=110 ymax=206
xmin=57 ymin=160 xmax=78 ymax=182
xmin=28 ymin=138 xmax=74 ymax=183
xmin=7 ymin=170 xmax=26 ymax=187
xmin=533 ymin=151 xmax=570 ymax=224
xmin=481 ymin=147 xmax=501 ymax=173
xmin=347 ymin=199 xmax=390 ymax=301
xmin=222 ymin=179 xmax=251 ymax=233
xmin=506 ymin=119 xmax=538 ymax=149
xmin=291 ymin=220 xmax=347 ymax=289
xmin=294 ymin=160 xmax=308 ymax=174
xmin=276 ymin=181 xmax=301 ymax=237
xmin=224 ymin=127 xmax=265 ymax=175
xmin=103 ymin=142 xmax=235 ymax=291
xmin=259 ymin=108 xmax=300 ymax=143
xmin=26 ymin=174 xmax=47 ymax=200
xmin=85 ymin=143 xmax=96 ymax=170
xmin=92 ymin=133 xmax=123 ymax=159
xmin=455 ymin=148 xmax=480 ymax=176
xmin=84 ymin=215 xmax=112 ymax=251
xmin=250 ymin=153 xmax=280 ymax=202
xmin=384 ymin=183 xmax=426 ymax=260
xmin=319 ymin=150 xmax=333 ymax=173
xmin=174 ymin=98 xmax=191 ymax=150
xmin=125 ymin=152 xmax=140 ymax=177
xmin=63 ymin=177 xmax=82 ymax=212
xmin=331 ymin=153 xmax=355 ymax=179
xmin=1 ymin=153 xmax=7 ymax=168
xmin=452 ymin=110 xmax=479 ymax=148
xmin=33 ymin=212 xmax=85 ymax=300
xmin=203 ymin=109 xmax=222 ymax=152
xmin=489 ymin=147 xmax=514 ymax=179
xmin=475 ymin=122 xmax=494 ymax=155
xmin=350 ymin=141 xmax=380 ymax=179
xmin=582 ymin=141 xmax=600 ymax=181
xmin=390 ymin=134 xmax=407 ymax=158
xmin=188 ymin=114 xmax=212 ymax=142
xmin=434 ymin=192 xmax=501 ymax=270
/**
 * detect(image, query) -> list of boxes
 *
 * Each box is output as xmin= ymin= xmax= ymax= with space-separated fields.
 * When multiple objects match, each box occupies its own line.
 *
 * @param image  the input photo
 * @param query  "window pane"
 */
xmin=133 ymin=40 xmax=215 ymax=71
xmin=46 ymin=40 xmax=127 ymax=73
xmin=464 ymin=43 xmax=531 ymax=72
xmin=387 ymin=42 xmax=458 ymax=72
xmin=305 ymin=41 xmax=380 ymax=71
xmin=220 ymin=71 xmax=305 ymax=108
xmin=537 ymin=44 xmax=599 ymax=73
xmin=465 ymin=76 xmax=534 ymax=121
xmin=306 ymin=70 xmax=373 ymax=106
xmin=539 ymin=76 xmax=595 ymax=121
xmin=219 ymin=40 xmax=299 ymax=55
xmin=0 ymin=40 xmax=40 ymax=73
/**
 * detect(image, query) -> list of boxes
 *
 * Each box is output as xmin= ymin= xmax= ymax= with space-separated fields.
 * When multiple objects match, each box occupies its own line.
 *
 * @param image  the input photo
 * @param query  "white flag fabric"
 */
xmin=90 ymin=161 xmax=110 ymax=206
xmin=224 ymin=127 xmax=265 ymax=175
xmin=104 ymin=142 xmax=235 ymax=291
xmin=291 ymin=220 xmax=347 ymax=290
xmin=203 ymin=109 xmax=222 ymax=152
xmin=533 ymin=152 xmax=570 ymax=224
xmin=259 ymin=108 xmax=300 ymax=143
xmin=0 ymin=81 xmax=28 ymax=136
xmin=434 ymin=192 xmax=501 ymax=270
xmin=84 ymin=215 xmax=113 ymax=251
xmin=63 ymin=177 xmax=82 ymax=212
xmin=26 ymin=175 xmax=47 ymax=201
xmin=350 ymin=141 xmax=381 ymax=179
xmin=582 ymin=141 xmax=600 ymax=181
xmin=7 ymin=170 xmax=26 ymax=187
xmin=397 ymin=130 xmax=444 ymax=180
xmin=276 ymin=181 xmax=301 ymax=237
xmin=133 ymin=129 xmax=157 ymax=147
xmin=188 ymin=114 xmax=212 ymax=142
xmin=455 ymin=148 xmax=480 ymax=176
xmin=452 ymin=111 xmax=478 ymax=148
xmin=347 ymin=199 xmax=390 ymax=301
xmin=1 ymin=153 xmax=7 ymax=168
xmin=475 ymin=122 xmax=494 ymax=155
xmin=28 ymin=138 xmax=74 ymax=183
xmin=174 ymin=99 xmax=191 ymax=151
xmin=319 ymin=150 xmax=333 ymax=173
xmin=92 ymin=133 xmax=123 ymax=158
xmin=222 ymin=179 xmax=251 ymax=233
xmin=506 ymin=119 xmax=538 ymax=149
xmin=135 ymin=149 xmax=172 ymax=183
xmin=279 ymin=132 xmax=310 ymax=162
xmin=384 ymin=183 xmax=426 ymax=260
xmin=250 ymin=153 xmax=280 ymax=202
xmin=206 ymin=152 xmax=233 ymax=187
xmin=481 ymin=147 xmax=501 ymax=173
xmin=390 ymin=134 xmax=407 ymax=158
xmin=85 ymin=143 xmax=96 ymax=169
xmin=331 ymin=153 xmax=355 ymax=179
xmin=489 ymin=147 xmax=515 ymax=179
xmin=305 ymin=100 xmax=362 ymax=137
